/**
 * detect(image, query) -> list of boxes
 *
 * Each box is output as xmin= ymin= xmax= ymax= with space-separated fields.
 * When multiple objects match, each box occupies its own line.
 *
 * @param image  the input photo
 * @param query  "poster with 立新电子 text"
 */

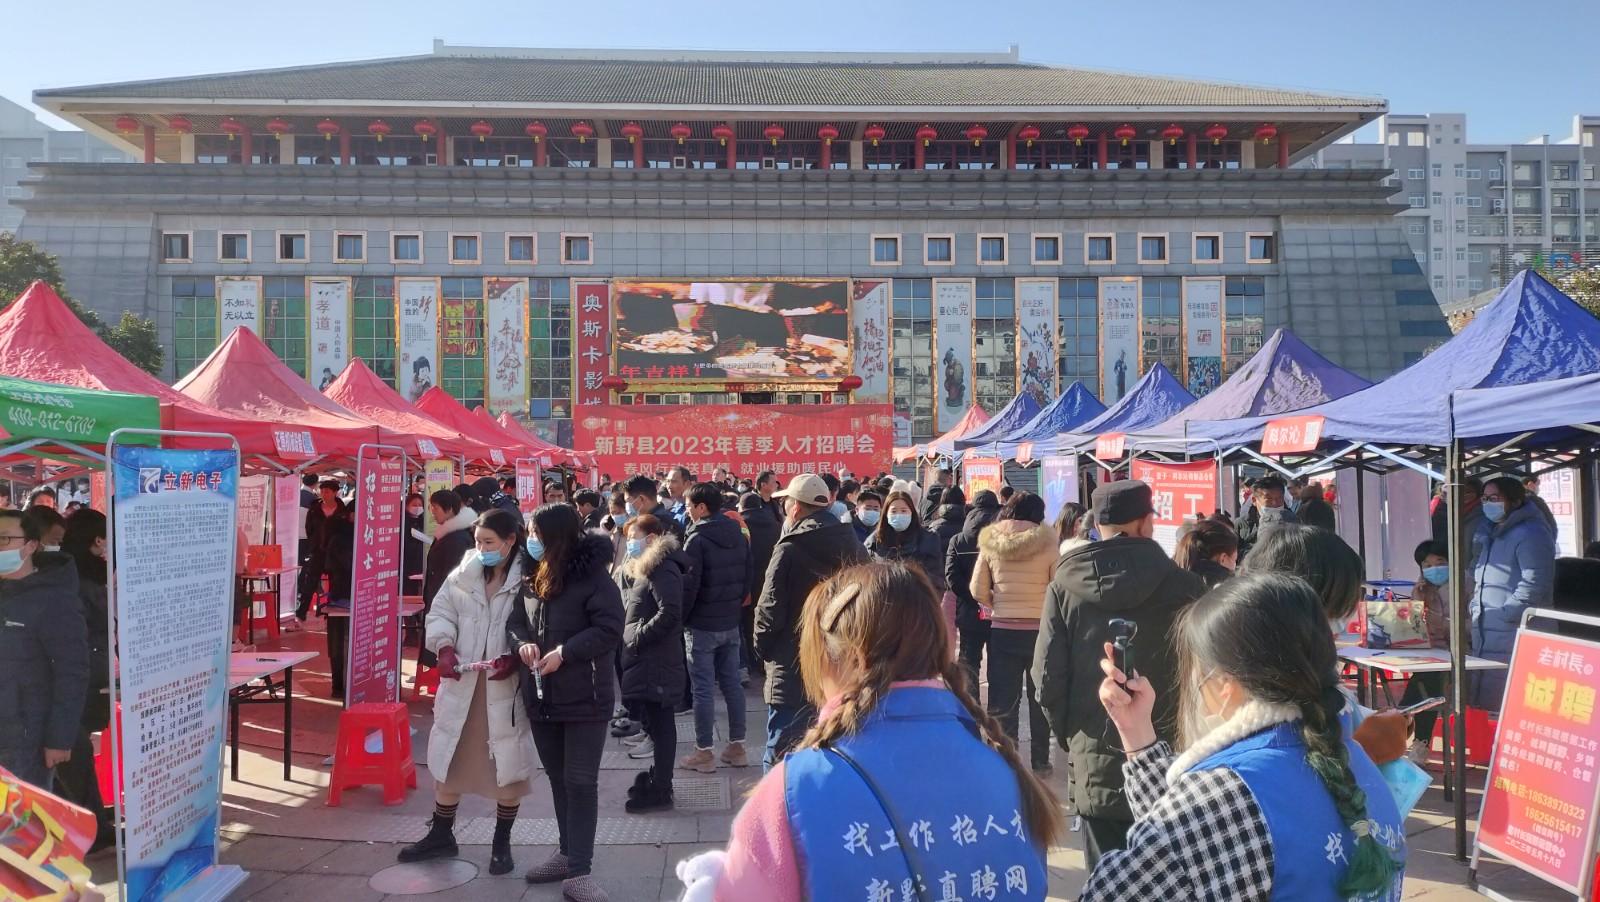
xmin=851 ymin=280 xmax=890 ymax=404
xmin=309 ymin=278 xmax=351 ymax=392
xmin=933 ymin=279 xmax=974 ymax=432
xmin=1099 ymin=277 xmax=1139 ymax=404
xmin=1183 ymin=277 xmax=1223 ymax=397
xmin=1130 ymin=459 xmax=1218 ymax=555
xmin=110 ymin=444 xmax=242 ymax=902
xmin=217 ymin=276 xmax=261 ymax=336
xmin=397 ymin=277 xmax=439 ymax=402
xmin=485 ymin=278 xmax=529 ymax=416
xmin=1016 ymin=279 xmax=1057 ymax=407
xmin=348 ymin=448 xmax=405 ymax=706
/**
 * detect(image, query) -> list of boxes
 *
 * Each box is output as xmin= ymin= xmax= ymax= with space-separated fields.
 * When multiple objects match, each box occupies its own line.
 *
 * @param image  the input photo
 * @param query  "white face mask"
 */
xmin=1196 ymin=670 xmax=1229 ymax=737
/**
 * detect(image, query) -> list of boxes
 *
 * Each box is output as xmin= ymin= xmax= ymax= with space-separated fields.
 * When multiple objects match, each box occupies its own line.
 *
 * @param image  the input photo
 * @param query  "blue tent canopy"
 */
xmin=1055 ymin=362 xmax=1196 ymax=453
xmin=1451 ymin=371 xmax=1600 ymax=445
xmin=1187 ymin=270 xmax=1600 ymax=449
xmin=977 ymin=382 xmax=1107 ymax=460
xmin=954 ymin=391 xmax=1044 ymax=450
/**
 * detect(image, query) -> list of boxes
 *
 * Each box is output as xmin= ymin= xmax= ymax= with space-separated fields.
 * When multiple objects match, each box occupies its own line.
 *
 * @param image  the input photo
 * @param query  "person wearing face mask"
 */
xmin=402 ymin=492 xmax=427 ymax=595
xmin=863 ymin=490 xmax=944 ymax=591
xmin=1172 ymin=518 xmax=1240 ymax=588
xmin=678 ymin=483 xmax=754 ymax=773
xmin=848 ymin=490 xmax=882 ymax=543
xmin=421 ymin=490 xmax=477 ymax=668
xmin=1399 ymin=540 xmax=1458 ymax=765
xmin=23 ymin=506 xmax=66 ymax=554
xmin=1468 ymin=475 xmax=1556 ymax=710
xmin=624 ymin=475 xmax=683 ymax=543
xmin=614 ymin=514 xmax=690 ymax=813
xmin=1235 ymin=475 xmax=1296 ymax=557
xmin=1080 ymin=572 xmax=1405 ymax=899
xmin=56 ymin=508 xmax=114 ymax=849
xmin=0 ymin=508 xmax=88 ymax=792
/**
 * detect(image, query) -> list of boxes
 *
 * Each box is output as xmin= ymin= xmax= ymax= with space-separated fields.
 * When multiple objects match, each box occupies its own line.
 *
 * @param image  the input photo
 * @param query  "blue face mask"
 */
xmin=1481 ymin=501 xmax=1506 ymax=523
xmin=626 ymin=538 xmax=645 ymax=558
xmin=479 ymin=547 xmax=505 ymax=567
xmin=857 ymin=509 xmax=880 ymax=528
xmin=0 ymin=549 xmax=22 ymax=575
xmin=624 ymin=501 xmax=638 ymax=517
xmin=830 ymin=501 xmax=849 ymax=520
xmin=887 ymin=512 xmax=913 ymax=532
xmin=1422 ymin=565 xmax=1450 ymax=587
xmin=525 ymin=536 xmax=545 ymax=561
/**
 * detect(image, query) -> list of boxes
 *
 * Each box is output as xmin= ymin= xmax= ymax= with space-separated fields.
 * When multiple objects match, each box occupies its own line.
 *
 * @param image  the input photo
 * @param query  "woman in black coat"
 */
xmin=59 ymin=508 xmax=114 ymax=846
xmin=863 ymin=490 xmax=946 ymax=592
xmin=614 ymin=514 xmax=689 ymax=813
xmin=507 ymin=503 xmax=623 ymax=898
xmin=926 ymin=486 xmax=968 ymax=563
xmin=402 ymin=492 xmax=427 ymax=596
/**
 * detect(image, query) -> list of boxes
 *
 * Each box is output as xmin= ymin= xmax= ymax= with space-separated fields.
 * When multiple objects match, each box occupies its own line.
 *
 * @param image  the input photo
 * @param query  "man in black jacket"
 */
xmin=755 ymin=470 xmax=782 ymax=525
xmin=679 ymin=483 xmax=754 ymax=771
xmin=624 ymin=475 xmax=684 ymax=542
xmin=944 ymin=489 xmax=1000 ymax=692
xmin=738 ymin=492 xmax=780 ymax=679
xmin=0 ymin=509 xmax=88 ymax=789
xmin=420 ymin=489 xmax=476 ymax=667
xmin=753 ymin=473 xmax=866 ymax=771
xmin=921 ymin=466 xmax=953 ymax=521
xmin=1235 ymin=475 xmax=1297 ymax=556
xmin=299 ymin=478 xmax=350 ymax=622
xmin=1032 ymin=480 xmax=1206 ymax=868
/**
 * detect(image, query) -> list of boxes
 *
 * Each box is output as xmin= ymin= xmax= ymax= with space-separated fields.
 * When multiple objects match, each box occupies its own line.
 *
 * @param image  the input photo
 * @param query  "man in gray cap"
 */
xmin=1031 ymin=478 xmax=1206 ymax=867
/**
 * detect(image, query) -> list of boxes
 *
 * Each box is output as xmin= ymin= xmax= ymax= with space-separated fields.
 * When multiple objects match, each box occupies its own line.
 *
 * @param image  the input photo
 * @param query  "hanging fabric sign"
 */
xmin=933 ymin=279 xmax=974 ymax=433
xmin=573 ymin=282 xmax=613 ymax=408
xmin=308 ymin=278 xmax=351 ymax=392
xmin=1099 ymin=277 xmax=1139 ymax=404
xmin=851 ymin=280 xmax=891 ymax=404
xmin=485 ymin=278 xmax=529 ymax=416
xmin=1016 ymin=278 xmax=1057 ymax=407
xmin=217 ymin=276 xmax=261 ymax=336
xmin=397 ymin=277 xmax=439 ymax=402
xmin=1184 ymin=277 xmax=1224 ymax=396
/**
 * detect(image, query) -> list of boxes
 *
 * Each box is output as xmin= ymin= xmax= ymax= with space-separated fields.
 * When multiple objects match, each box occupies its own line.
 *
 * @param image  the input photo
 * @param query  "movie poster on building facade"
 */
xmin=348 ymin=448 xmax=404 ymax=705
xmin=573 ymin=282 xmax=612 ymax=407
xmin=578 ymin=404 xmax=892 ymax=478
xmin=851 ymin=280 xmax=890 ymax=404
xmin=1184 ymin=277 xmax=1224 ymax=397
xmin=308 ymin=278 xmax=351 ymax=392
xmin=1016 ymin=278 xmax=1057 ymax=406
xmin=485 ymin=278 xmax=529 ymax=416
xmin=933 ymin=279 xmax=974 ymax=432
xmin=397 ymin=278 xmax=439 ymax=402
xmin=217 ymin=276 xmax=261 ymax=336
xmin=1099 ymin=277 xmax=1140 ymax=403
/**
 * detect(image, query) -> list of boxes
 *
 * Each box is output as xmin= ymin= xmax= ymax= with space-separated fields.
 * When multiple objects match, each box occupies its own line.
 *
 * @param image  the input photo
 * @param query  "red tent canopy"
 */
xmin=413 ymin=387 xmax=523 ymax=468
xmin=893 ymin=404 xmax=992 ymax=463
xmin=323 ymin=358 xmax=492 ymax=463
xmin=175 ymin=327 xmax=409 ymax=460
xmin=495 ymin=412 xmax=575 ymax=468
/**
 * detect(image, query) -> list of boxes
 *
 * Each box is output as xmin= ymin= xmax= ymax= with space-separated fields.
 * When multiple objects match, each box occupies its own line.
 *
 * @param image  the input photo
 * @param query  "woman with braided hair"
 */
xmin=675 ymin=560 xmax=1056 ymax=901
xmin=1082 ymin=571 xmax=1405 ymax=900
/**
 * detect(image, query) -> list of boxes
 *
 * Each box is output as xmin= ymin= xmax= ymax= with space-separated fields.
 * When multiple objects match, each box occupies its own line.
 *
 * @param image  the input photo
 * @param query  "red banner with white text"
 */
xmin=1129 ymin=459 xmax=1218 ymax=555
xmin=576 ymin=404 xmax=892 ymax=480
xmin=574 ymin=282 xmax=613 ymax=408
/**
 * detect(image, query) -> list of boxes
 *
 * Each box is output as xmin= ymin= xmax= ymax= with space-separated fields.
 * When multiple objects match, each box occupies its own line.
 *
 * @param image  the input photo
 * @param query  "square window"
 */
xmin=160 ymin=232 xmax=190 ymax=262
xmin=1431 ymin=192 xmax=1443 ymax=206
xmin=1431 ymin=163 xmax=1442 ymax=177
xmin=506 ymin=234 xmax=535 ymax=263
xmin=872 ymin=235 xmax=901 ymax=264
xmin=925 ymin=235 xmax=953 ymax=264
xmin=277 ymin=232 xmax=307 ymax=262
xmin=392 ymin=233 xmax=422 ymax=263
xmin=1408 ymin=168 xmax=1424 ymax=180
xmin=1409 ymin=196 xmax=1427 ymax=208
xmin=1247 ymin=233 xmax=1276 ymax=263
xmin=1086 ymin=234 xmax=1115 ymax=264
xmin=1433 ymin=220 xmax=1444 ymax=234
xmin=335 ymin=232 xmax=364 ymax=262
xmin=1138 ymin=234 xmax=1168 ymax=263
xmin=978 ymin=235 xmax=1007 ymax=264
xmin=1193 ymin=234 xmax=1221 ymax=260
xmin=449 ymin=233 xmax=480 ymax=264
xmin=1433 ymin=248 xmax=1443 ymax=261
xmin=1433 ymin=275 xmax=1445 ymax=289
xmin=218 ymin=232 xmax=249 ymax=262
xmin=561 ymin=234 xmax=592 ymax=264
xmin=1031 ymin=235 xmax=1060 ymax=264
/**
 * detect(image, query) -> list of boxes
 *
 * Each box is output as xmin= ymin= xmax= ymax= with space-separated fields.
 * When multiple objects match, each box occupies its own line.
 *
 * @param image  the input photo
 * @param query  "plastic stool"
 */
xmin=412 ymin=662 xmax=440 ymax=699
xmin=1435 ymin=707 xmax=1496 ymax=766
xmin=327 ymin=702 xmax=416 ymax=806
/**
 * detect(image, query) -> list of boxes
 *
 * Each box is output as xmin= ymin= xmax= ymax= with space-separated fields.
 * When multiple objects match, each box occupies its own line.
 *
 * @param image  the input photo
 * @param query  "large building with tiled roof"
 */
xmin=18 ymin=42 xmax=1442 ymax=451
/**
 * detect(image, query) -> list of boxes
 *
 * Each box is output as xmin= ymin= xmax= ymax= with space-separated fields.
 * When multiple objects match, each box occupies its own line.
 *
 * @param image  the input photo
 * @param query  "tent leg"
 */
xmin=1446 ymin=438 xmax=1470 ymax=862
xmin=1354 ymin=448 xmax=1368 ymax=573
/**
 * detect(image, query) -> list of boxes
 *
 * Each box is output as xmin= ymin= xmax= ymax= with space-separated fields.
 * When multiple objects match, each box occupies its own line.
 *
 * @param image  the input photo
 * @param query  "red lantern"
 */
xmin=470 ymin=120 xmax=494 ymax=142
xmin=620 ymin=122 xmax=644 ymax=144
xmin=817 ymin=124 xmax=839 ymax=146
xmin=599 ymin=375 xmax=627 ymax=392
xmin=570 ymin=121 xmax=594 ymax=143
xmin=864 ymin=124 xmax=887 ymax=146
xmin=1204 ymin=124 xmax=1228 ymax=146
xmin=712 ymin=123 xmax=735 ymax=146
xmin=413 ymin=120 xmax=438 ymax=140
xmin=114 ymin=115 xmax=139 ymax=135
xmin=1254 ymin=123 xmax=1278 ymax=145
xmin=670 ymin=122 xmax=692 ymax=144
xmin=838 ymin=374 xmax=864 ymax=392
xmin=1161 ymin=124 xmax=1185 ymax=146
xmin=763 ymin=123 xmax=785 ymax=146
xmin=964 ymin=123 xmax=988 ymax=146
xmin=367 ymin=119 xmax=391 ymax=142
xmin=316 ymin=118 xmax=340 ymax=141
xmin=524 ymin=121 xmax=548 ymax=143
xmin=1067 ymin=124 xmax=1090 ymax=146
xmin=1016 ymin=124 xmax=1041 ymax=147
xmin=915 ymin=124 xmax=938 ymax=147
xmin=1113 ymin=124 xmax=1137 ymax=147
xmin=167 ymin=115 xmax=193 ymax=134
xmin=220 ymin=117 xmax=246 ymax=141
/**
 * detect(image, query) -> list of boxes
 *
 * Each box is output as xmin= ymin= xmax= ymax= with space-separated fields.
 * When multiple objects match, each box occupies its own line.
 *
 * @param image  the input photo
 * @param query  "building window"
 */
xmin=160 ymin=232 xmax=191 ymax=262
xmin=1086 ymin=233 xmax=1115 ymax=264
xmin=1552 ymin=191 xmax=1573 ymax=210
xmin=1513 ymin=162 xmax=1537 ymax=182
xmin=449 ymin=233 xmax=480 ymax=264
xmin=1057 ymin=278 xmax=1098 ymax=396
xmin=978 ymin=235 xmax=1007 ymax=264
xmin=1467 ymin=196 xmax=1482 ymax=208
xmin=335 ymin=232 xmax=365 ymax=263
xmin=1193 ymin=233 xmax=1222 ymax=262
xmin=440 ymin=277 xmax=485 ymax=409
xmin=924 ymin=235 xmax=954 ymax=265
xmin=1514 ymin=191 xmax=1535 ymax=210
xmin=1138 ymin=234 xmax=1168 ymax=264
xmin=1140 ymin=277 xmax=1182 ymax=376
xmin=974 ymin=279 xmax=1016 ymax=413
xmin=1455 ymin=248 xmax=1466 ymax=262
xmin=1407 ymin=168 xmax=1425 ymax=180
xmin=1466 ymin=168 xmax=1481 ymax=179
xmin=262 ymin=276 xmax=307 ymax=377
xmin=1586 ymin=164 xmax=1597 ymax=181
xmin=352 ymin=277 xmax=396 ymax=387
xmin=1407 ymin=222 xmax=1426 ymax=235
xmin=1470 ymin=279 xmax=1483 ymax=290
xmin=1469 ymin=251 xmax=1484 ymax=263
xmin=1031 ymin=234 xmax=1060 ymax=264
xmin=872 ymin=235 xmax=901 ymax=265
xmin=1431 ymin=164 xmax=1442 ymax=178
xmin=506 ymin=234 xmax=536 ymax=264
xmin=1387 ymin=133 xmax=1399 ymax=146
xmin=1247 ymin=233 xmax=1276 ymax=264
xmin=171 ymin=277 xmax=218 ymax=378
xmin=1453 ymin=163 xmax=1465 ymax=177
xmin=392 ymin=232 xmax=422 ymax=263
xmin=1553 ymin=163 xmax=1573 ymax=181
xmin=1433 ymin=219 xmax=1444 ymax=234
xmin=1433 ymin=248 xmax=1444 ymax=262
xmin=561 ymin=234 xmax=592 ymax=264
xmin=1488 ymin=168 xmax=1502 ymax=182
xmin=277 ymin=232 xmax=307 ymax=262
xmin=1455 ymin=220 xmax=1466 ymax=234
xmin=1407 ymin=132 xmax=1425 ymax=147
xmin=891 ymin=279 xmax=934 ymax=440
xmin=527 ymin=278 xmax=573 ymax=423
xmin=1433 ymin=275 xmax=1445 ymax=289
xmin=218 ymin=232 xmax=249 ymax=262
xmin=1430 ymin=192 xmax=1443 ymax=206
xmin=1453 ymin=193 xmax=1466 ymax=205
xmin=1455 ymin=275 xmax=1467 ymax=289
xmin=1224 ymin=276 xmax=1266 ymax=376
xmin=1408 ymin=196 xmax=1427 ymax=208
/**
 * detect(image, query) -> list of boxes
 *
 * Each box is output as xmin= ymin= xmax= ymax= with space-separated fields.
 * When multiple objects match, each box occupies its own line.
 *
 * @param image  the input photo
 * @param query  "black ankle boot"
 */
xmin=397 ymin=816 xmax=458 ymax=863
xmin=625 ymin=775 xmax=674 ymax=814
xmin=626 ymin=769 xmax=652 ymax=801
xmin=489 ymin=834 xmax=514 ymax=876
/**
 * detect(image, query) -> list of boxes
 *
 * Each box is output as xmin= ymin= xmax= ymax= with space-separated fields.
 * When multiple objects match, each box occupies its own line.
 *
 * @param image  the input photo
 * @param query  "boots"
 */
xmin=626 ymin=770 xmax=652 ymax=802
xmin=625 ymin=770 xmax=673 ymax=814
xmin=397 ymin=816 xmax=458 ymax=863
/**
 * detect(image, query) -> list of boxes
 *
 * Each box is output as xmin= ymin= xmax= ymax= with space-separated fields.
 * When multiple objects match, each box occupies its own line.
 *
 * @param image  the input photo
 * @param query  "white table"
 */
xmin=228 ymin=650 xmax=317 ymax=781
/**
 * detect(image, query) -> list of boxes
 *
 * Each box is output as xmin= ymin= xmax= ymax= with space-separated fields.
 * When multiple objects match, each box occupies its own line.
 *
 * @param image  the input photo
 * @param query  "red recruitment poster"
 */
xmin=514 ymin=459 xmax=541 ymax=513
xmin=348 ymin=448 xmax=405 ymax=705
xmin=1475 ymin=629 xmax=1600 ymax=895
xmin=576 ymin=404 xmax=892 ymax=479
xmin=573 ymin=282 xmax=613 ymax=408
xmin=963 ymin=457 xmax=1004 ymax=498
xmin=1129 ymin=459 xmax=1218 ymax=555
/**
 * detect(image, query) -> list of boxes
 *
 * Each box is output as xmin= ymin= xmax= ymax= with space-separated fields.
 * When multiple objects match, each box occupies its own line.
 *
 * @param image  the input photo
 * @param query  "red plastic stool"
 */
xmin=327 ymin=702 xmax=416 ymax=806
xmin=412 ymin=662 xmax=440 ymax=699
xmin=1435 ymin=706 xmax=1496 ymax=766
xmin=93 ymin=704 xmax=124 ymax=805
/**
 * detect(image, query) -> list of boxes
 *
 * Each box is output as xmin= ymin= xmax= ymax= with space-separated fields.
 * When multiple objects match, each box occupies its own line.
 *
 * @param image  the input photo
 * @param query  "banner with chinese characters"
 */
xmin=1183 ymin=277 xmax=1223 ymax=396
xmin=485 ymin=278 xmax=529 ymax=416
xmin=851 ymin=280 xmax=890 ymax=404
xmin=576 ymin=404 xmax=892 ymax=479
xmin=423 ymin=458 xmax=456 ymax=534
xmin=1129 ymin=459 xmax=1218 ymax=554
xmin=308 ymin=278 xmax=351 ymax=392
xmin=962 ymin=457 xmax=1004 ymax=498
xmin=1040 ymin=456 xmax=1080 ymax=527
xmin=933 ymin=279 xmax=974 ymax=432
xmin=573 ymin=282 xmax=612 ymax=407
xmin=1475 ymin=628 xmax=1600 ymax=896
xmin=217 ymin=276 xmax=261 ymax=336
xmin=1542 ymin=467 xmax=1580 ymax=558
xmin=515 ymin=458 xmax=542 ymax=513
xmin=348 ymin=447 xmax=405 ymax=706
xmin=274 ymin=475 xmax=301 ymax=619
xmin=397 ymin=277 xmax=439 ymax=402
xmin=1016 ymin=278 xmax=1057 ymax=407
xmin=1099 ymin=277 xmax=1139 ymax=403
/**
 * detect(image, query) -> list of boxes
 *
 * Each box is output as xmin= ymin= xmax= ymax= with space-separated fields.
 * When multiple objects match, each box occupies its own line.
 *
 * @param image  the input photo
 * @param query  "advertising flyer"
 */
xmin=933 ymin=279 xmax=975 ymax=432
xmin=348 ymin=449 xmax=405 ymax=705
xmin=1099 ymin=277 xmax=1140 ymax=403
xmin=1129 ymin=459 xmax=1219 ymax=554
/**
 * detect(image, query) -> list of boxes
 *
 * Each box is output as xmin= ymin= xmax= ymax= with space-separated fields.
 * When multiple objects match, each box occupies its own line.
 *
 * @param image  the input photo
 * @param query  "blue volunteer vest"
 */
xmin=1190 ymin=722 xmax=1406 ymax=901
xmin=785 ymin=687 xmax=1048 ymax=902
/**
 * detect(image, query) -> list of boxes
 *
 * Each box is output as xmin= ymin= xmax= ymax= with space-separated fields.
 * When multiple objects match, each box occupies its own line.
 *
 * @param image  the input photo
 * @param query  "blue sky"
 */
xmin=8 ymin=0 xmax=1596 ymax=143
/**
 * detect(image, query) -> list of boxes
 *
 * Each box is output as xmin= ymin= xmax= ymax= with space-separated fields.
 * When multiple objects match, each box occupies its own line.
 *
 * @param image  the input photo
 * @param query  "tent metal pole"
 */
xmin=1359 ymin=444 xmax=1445 ymax=481
xmin=1446 ymin=435 xmax=1470 ymax=862
xmin=1463 ymin=431 xmax=1537 ymax=469
xmin=1354 ymin=447 xmax=1368 ymax=571
xmin=1236 ymin=447 xmax=1297 ymax=478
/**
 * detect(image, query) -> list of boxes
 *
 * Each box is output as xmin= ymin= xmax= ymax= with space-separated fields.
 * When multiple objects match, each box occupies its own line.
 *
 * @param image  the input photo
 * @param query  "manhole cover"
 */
xmin=369 ymin=859 xmax=478 ymax=894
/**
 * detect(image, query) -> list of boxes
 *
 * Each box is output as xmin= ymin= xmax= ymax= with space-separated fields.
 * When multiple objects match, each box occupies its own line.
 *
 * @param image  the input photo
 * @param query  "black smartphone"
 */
xmin=1108 ymin=618 xmax=1139 ymax=685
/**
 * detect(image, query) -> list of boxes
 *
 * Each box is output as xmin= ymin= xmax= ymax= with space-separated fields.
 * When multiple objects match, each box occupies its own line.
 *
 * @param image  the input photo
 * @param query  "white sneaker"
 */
xmin=627 ymin=738 xmax=655 ymax=759
xmin=1407 ymin=739 xmax=1431 ymax=767
xmin=622 ymin=731 xmax=651 ymax=747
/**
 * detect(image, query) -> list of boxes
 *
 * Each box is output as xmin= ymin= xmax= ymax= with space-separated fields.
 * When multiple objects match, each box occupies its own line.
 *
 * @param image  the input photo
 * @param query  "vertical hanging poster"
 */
xmin=348 ymin=447 xmax=405 ymax=705
xmin=397 ymin=277 xmax=439 ymax=402
xmin=933 ymin=279 xmax=974 ymax=432
xmin=573 ymin=282 xmax=613 ymax=407
xmin=1099 ymin=277 xmax=1140 ymax=403
xmin=1183 ymin=277 xmax=1224 ymax=396
xmin=422 ymin=458 xmax=456 ymax=534
xmin=1016 ymin=278 xmax=1057 ymax=407
xmin=1040 ymin=456 xmax=1080 ymax=527
xmin=485 ymin=278 xmax=529 ymax=415
xmin=851 ymin=280 xmax=891 ymax=404
xmin=273 ymin=475 xmax=301 ymax=619
xmin=308 ymin=278 xmax=351 ymax=391
xmin=217 ymin=276 xmax=261 ymax=336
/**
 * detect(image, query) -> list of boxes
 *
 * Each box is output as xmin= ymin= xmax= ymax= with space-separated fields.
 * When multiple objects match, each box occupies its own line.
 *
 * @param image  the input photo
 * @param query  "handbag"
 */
xmin=1359 ymin=598 xmax=1430 ymax=649
xmin=827 ymin=746 xmax=936 ymax=902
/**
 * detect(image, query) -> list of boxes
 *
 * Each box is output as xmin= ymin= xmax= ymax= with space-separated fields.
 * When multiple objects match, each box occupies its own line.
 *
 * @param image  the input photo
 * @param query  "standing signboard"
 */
xmin=1129 ymin=459 xmax=1219 ymax=554
xmin=273 ymin=475 xmax=301 ymax=620
xmin=1040 ymin=456 xmax=1080 ymax=527
xmin=485 ymin=278 xmax=529 ymax=416
xmin=933 ymin=279 xmax=974 ymax=433
xmin=348 ymin=445 xmax=406 ymax=706
xmin=515 ymin=458 xmax=542 ymax=513
xmin=108 ymin=436 xmax=246 ymax=900
xmin=1542 ymin=468 xmax=1580 ymax=558
xmin=422 ymin=458 xmax=456 ymax=534
xmin=1099 ymin=277 xmax=1139 ymax=403
xmin=852 ymin=280 xmax=891 ymax=405
xmin=1016 ymin=278 xmax=1057 ymax=407
xmin=397 ymin=277 xmax=439 ymax=402
xmin=962 ymin=457 xmax=1004 ymax=499
xmin=1183 ymin=277 xmax=1224 ymax=396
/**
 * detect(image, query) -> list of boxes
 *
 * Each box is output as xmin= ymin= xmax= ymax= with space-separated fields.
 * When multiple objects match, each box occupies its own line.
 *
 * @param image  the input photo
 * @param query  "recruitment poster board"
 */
xmin=309 ymin=278 xmax=351 ymax=392
xmin=348 ymin=446 xmax=405 ymax=705
xmin=1040 ymin=456 xmax=1080 ymax=527
xmin=1474 ymin=627 xmax=1600 ymax=896
xmin=1183 ymin=277 xmax=1224 ymax=396
xmin=397 ymin=277 xmax=439 ymax=402
xmin=1099 ymin=277 xmax=1139 ymax=403
xmin=578 ymin=404 xmax=891 ymax=479
xmin=515 ymin=458 xmax=542 ymax=513
xmin=1542 ymin=468 xmax=1580 ymax=558
xmin=933 ymin=279 xmax=974 ymax=433
xmin=1129 ymin=459 xmax=1219 ymax=554
xmin=1016 ymin=278 xmax=1057 ymax=406
xmin=109 ymin=440 xmax=245 ymax=900
xmin=851 ymin=280 xmax=891 ymax=405
xmin=273 ymin=475 xmax=301 ymax=619
xmin=963 ymin=457 xmax=1004 ymax=499
xmin=485 ymin=278 xmax=529 ymax=416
